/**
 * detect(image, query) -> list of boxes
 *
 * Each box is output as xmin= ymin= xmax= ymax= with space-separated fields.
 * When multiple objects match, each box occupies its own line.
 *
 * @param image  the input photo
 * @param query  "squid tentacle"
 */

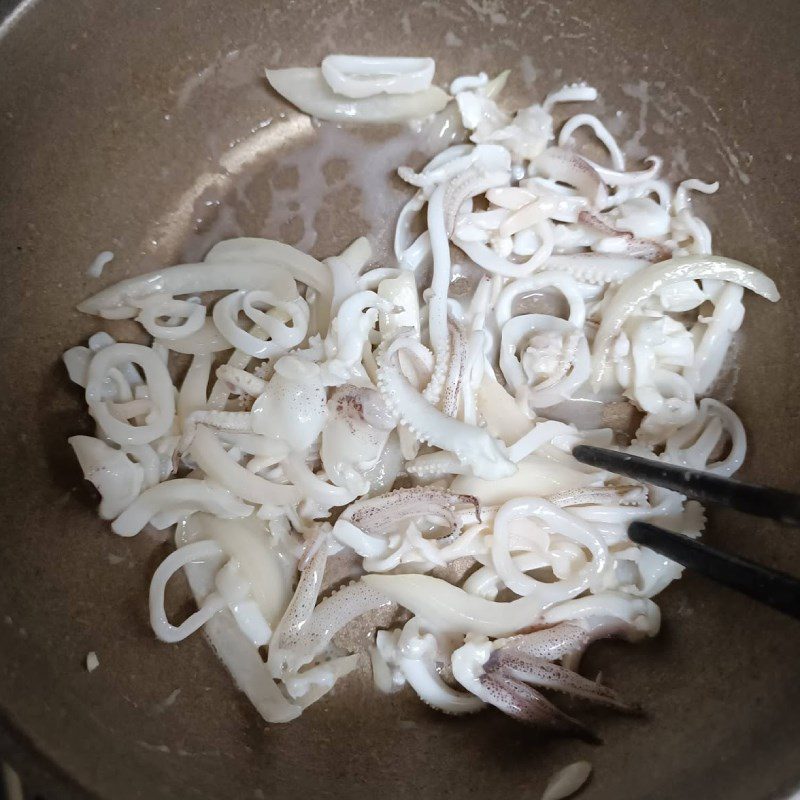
xmin=376 ymin=334 xmax=515 ymax=480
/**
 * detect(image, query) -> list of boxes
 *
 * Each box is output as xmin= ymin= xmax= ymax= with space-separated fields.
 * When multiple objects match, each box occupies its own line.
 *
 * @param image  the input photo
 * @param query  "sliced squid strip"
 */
xmin=591 ymin=255 xmax=779 ymax=386
xmin=455 ymin=221 xmax=554 ymax=278
xmin=78 ymin=247 xmax=311 ymax=320
xmin=111 ymin=478 xmax=251 ymax=537
xmin=190 ymin=426 xmax=300 ymax=508
xmin=266 ymin=67 xmax=449 ymax=124
xmin=364 ymin=573 xmax=577 ymax=636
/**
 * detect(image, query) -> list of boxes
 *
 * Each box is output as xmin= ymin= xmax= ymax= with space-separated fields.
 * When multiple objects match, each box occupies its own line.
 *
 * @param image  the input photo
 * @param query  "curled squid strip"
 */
xmin=663 ymin=398 xmax=746 ymax=476
xmin=500 ymin=314 xmax=590 ymax=409
xmin=155 ymin=318 xmax=232 ymax=355
xmin=86 ymin=343 xmax=175 ymax=446
xmin=684 ymin=283 xmax=745 ymax=393
xmin=621 ymin=317 xmax=697 ymax=434
xmin=111 ymin=478 xmax=251 ymax=536
xmin=591 ymin=255 xmax=779 ymax=386
xmin=543 ymin=82 xmax=598 ymax=110
xmin=532 ymin=147 xmax=608 ymax=208
xmin=495 ymin=271 xmax=586 ymax=329
xmin=454 ymin=221 xmax=555 ymax=278
xmin=329 ymin=237 xmax=372 ymax=309
xmin=320 ymin=55 xmax=435 ymax=99
xmin=282 ymin=453 xmax=356 ymax=514
xmin=126 ymin=444 xmax=162 ymax=489
xmin=320 ymin=290 xmax=390 ymax=384
xmin=190 ymin=426 xmax=300 ymax=509
xmin=78 ymin=240 xmax=326 ymax=320
xmin=398 ymin=144 xmax=476 ymax=191
xmin=674 ymin=178 xmax=719 ymax=212
xmin=376 ymin=618 xmax=484 ymax=714
xmin=490 ymin=497 xmax=607 ymax=598
xmin=149 ymin=541 xmax=228 ymax=643
xmin=150 ymin=516 xmax=288 ymax=649
xmin=205 ymin=238 xmax=332 ymax=334
xmin=213 ymin=290 xmax=309 ymax=358
xmin=170 ymin=516 xmax=301 ymax=724
xmin=136 ymin=294 xmax=206 ymax=340
xmin=591 ymin=156 xmax=662 ymax=189
xmin=463 ymin=552 xmax=549 ymax=600
xmin=558 ymin=113 xmax=625 ymax=171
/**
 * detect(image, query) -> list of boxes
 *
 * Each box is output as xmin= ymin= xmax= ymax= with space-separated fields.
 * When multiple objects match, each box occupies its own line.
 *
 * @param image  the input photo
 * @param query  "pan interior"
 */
xmin=1 ymin=2 xmax=799 ymax=799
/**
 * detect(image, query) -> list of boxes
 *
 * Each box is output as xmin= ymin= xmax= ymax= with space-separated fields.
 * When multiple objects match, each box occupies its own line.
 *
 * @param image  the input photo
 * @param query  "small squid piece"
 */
xmin=451 ymin=624 xmax=641 ymax=741
xmin=541 ymin=761 xmax=593 ymax=800
xmin=266 ymin=67 xmax=449 ymax=123
xmin=320 ymin=385 xmax=395 ymax=496
xmin=251 ymin=369 xmax=328 ymax=453
xmin=69 ymin=436 xmax=144 ymax=519
xmin=341 ymin=486 xmax=479 ymax=536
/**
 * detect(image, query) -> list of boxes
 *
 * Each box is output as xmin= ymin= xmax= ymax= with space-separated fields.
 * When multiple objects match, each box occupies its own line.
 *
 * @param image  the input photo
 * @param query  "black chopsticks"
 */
xmin=572 ymin=445 xmax=800 ymax=525
xmin=628 ymin=522 xmax=800 ymax=619
xmin=572 ymin=445 xmax=800 ymax=620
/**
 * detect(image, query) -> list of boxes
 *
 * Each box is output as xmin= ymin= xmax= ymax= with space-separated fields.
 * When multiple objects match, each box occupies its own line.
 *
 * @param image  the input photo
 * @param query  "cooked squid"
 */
xmin=63 ymin=54 xmax=778 ymax=744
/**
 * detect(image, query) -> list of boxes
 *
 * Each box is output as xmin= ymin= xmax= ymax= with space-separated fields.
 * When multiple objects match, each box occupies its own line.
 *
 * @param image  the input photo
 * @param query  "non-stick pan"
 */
xmin=1 ymin=1 xmax=799 ymax=798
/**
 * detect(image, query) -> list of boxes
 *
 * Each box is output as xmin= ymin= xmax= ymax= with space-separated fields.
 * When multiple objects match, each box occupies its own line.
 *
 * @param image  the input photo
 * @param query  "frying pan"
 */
xmin=1 ymin=1 xmax=799 ymax=798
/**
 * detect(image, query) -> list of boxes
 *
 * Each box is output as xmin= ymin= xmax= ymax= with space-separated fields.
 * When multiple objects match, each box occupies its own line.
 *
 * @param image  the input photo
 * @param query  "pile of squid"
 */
xmin=65 ymin=57 xmax=779 ymax=739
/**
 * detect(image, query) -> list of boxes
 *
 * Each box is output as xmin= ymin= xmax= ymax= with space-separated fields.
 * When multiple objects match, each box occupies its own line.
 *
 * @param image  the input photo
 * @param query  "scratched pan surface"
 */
xmin=1 ymin=1 xmax=799 ymax=798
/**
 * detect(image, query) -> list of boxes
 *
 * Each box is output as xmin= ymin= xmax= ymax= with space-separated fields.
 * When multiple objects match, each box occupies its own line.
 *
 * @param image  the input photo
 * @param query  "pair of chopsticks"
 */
xmin=572 ymin=445 xmax=800 ymax=620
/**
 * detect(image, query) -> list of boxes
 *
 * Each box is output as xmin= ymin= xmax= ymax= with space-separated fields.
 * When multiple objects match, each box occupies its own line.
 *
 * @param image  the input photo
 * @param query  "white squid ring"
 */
xmin=213 ymin=290 xmax=309 ymax=358
xmin=86 ymin=343 xmax=175 ymax=446
xmin=454 ymin=220 xmax=554 ymax=278
xmin=495 ymin=271 xmax=587 ymax=329
xmin=321 ymin=55 xmax=435 ymax=99
xmin=136 ymin=295 xmax=206 ymax=341
xmin=491 ymin=497 xmax=607 ymax=597
xmin=500 ymin=315 xmax=590 ymax=408
xmin=664 ymin=398 xmax=746 ymax=476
